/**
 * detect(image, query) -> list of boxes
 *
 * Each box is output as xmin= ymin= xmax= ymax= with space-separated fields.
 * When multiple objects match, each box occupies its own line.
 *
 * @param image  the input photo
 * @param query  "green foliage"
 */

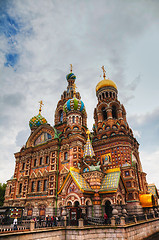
xmin=0 ymin=183 xmax=6 ymax=206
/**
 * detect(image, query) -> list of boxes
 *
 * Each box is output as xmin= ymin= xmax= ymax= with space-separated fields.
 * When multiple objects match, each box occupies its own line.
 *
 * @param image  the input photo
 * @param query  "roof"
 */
xmin=148 ymin=184 xmax=158 ymax=197
xmin=83 ymin=136 xmax=95 ymax=158
xmin=58 ymin=168 xmax=94 ymax=194
xmin=139 ymin=194 xmax=155 ymax=207
xmin=99 ymin=169 xmax=120 ymax=193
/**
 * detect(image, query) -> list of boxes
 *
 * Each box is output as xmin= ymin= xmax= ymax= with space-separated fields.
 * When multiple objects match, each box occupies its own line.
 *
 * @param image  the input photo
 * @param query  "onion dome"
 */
xmin=29 ymin=100 xmax=47 ymax=130
xmin=96 ymin=79 xmax=117 ymax=92
xmin=63 ymin=97 xmax=85 ymax=114
xmin=84 ymin=130 xmax=95 ymax=158
xmin=96 ymin=66 xmax=117 ymax=92
xmin=66 ymin=72 xmax=76 ymax=81
xmin=29 ymin=113 xmax=47 ymax=130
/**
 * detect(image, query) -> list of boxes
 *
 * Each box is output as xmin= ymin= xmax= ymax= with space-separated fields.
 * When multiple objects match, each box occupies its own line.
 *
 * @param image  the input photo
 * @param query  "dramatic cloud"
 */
xmin=0 ymin=0 xmax=159 ymax=187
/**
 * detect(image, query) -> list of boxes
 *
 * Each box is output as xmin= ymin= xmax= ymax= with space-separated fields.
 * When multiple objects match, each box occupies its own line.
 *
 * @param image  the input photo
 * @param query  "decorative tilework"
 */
xmin=100 ymin=171 xmax=120 ymax=192
xmin=83 ymin=138 xmax=95 ymax=158
xmin=70 ymin=170 xmax=93 ymax=192
xmin=148 ymin=185 xmax=158 ymax=196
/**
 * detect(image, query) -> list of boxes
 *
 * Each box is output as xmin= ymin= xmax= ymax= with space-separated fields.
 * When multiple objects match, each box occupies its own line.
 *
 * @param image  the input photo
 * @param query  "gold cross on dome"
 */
xmin=101 ymin=66 xmax=106 ymax=79
xmin=70 ymin=64 xmax=73 ymax=73
xmin=39 ymin=100 xmax=44 ymax=114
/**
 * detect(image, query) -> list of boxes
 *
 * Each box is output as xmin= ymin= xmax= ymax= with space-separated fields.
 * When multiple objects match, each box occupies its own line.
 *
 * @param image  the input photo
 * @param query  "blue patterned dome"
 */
xmin=63 ymin=97 xmax=85 ymax=114
xmin=66 ymin=73 xmax=76 ymax=81
xmin=29 ymin=113 xmax=47 ymax=130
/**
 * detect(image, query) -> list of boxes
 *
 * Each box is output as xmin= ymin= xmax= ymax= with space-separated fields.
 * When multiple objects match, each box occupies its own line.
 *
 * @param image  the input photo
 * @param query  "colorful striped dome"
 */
xmin=29 ymin=113 xmax=47 ymax=130
xmin=66 ymin=73 xmax=76 ymax=81
xmin=63 ymin=98 xmax=85 ymax=114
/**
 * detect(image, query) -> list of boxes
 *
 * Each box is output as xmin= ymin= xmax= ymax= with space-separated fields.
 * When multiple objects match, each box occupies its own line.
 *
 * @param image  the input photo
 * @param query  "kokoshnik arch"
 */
xmin=4 ymin=65 xmax=158 ymax=220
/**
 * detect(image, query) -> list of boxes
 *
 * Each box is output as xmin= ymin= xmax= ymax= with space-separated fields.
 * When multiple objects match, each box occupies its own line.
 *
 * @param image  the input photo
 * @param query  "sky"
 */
xmin=0 ymin=0 xmax=159 ymax=188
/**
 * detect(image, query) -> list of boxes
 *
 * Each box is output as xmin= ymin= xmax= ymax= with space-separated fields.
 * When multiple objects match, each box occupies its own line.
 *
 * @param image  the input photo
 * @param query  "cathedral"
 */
xmin=4 ymin=66 xmax=158 ymax=221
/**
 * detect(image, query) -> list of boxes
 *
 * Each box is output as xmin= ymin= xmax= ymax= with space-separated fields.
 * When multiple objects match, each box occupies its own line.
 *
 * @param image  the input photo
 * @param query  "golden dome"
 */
xmin=96 ymin=79 xmax=117 ymax=92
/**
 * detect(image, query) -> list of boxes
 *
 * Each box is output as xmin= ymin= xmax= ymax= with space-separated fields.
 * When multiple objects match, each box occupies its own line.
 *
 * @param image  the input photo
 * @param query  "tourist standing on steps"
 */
xmin=104 ymin=213 xmax=108 ymax=224
xmin=13 ymin=217 xmax=18 ymax=230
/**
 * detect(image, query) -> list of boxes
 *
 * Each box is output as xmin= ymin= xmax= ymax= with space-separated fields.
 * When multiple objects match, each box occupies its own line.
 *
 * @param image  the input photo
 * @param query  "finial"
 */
xmin=70 ymin=64 xmax=73 ymax=73
xmin=39 ymin=100 xmax=44 ymax=114
xmin=73 ymin=83 xmax=77 ymax=98
xmin=101 ymin=66 xmax=106 ymax=79
xmin=86 ymin=129 xmax=90 ymax=139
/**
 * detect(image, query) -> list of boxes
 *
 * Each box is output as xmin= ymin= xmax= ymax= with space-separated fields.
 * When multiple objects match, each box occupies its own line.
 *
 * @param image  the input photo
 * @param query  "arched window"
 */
xmin=19 ymin=183 xmax=22 ymax=194
xmin=31 ymin=181 xmax=35 ymax=192
xmin=46 ymin=156 xmax=49 ymax=164
xmin=102 ymin=107 xmax=107 ymax=120
xmin=34 ymin=159 xmax=37 ymax=167
xmin=39 ymin=157 xmax=42 ymax=165
xmin=112 ymin=105 xmax=117 ymax=119
xmin=43 ymin=180 xmax=47 ymax=191
xmin=64 ymin=152 xmax=68 ymax=161
xmin=106 ymin=92 xmax=108 ymax=97
xmin=37 ymin=181 xmax=41 ymax=192
xmin=9 ymin=186 xmax=12 ymax=195
xmin=72 ymin=116 xmax=75 ymax=123
xmin=59 ymin=110 xmax=63 ymax=122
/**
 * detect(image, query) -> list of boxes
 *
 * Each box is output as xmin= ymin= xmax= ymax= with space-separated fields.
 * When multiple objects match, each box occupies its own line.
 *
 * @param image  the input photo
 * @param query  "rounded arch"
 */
xmin=102 ymin=197 xmax=113 ymax=205
xmin=116 ymin=192 xmax=125 ymax=205
xmin=65 ymin=193 xmax=81 ymax=206
xmin=85 ymin=198 xmax=92 ymax=206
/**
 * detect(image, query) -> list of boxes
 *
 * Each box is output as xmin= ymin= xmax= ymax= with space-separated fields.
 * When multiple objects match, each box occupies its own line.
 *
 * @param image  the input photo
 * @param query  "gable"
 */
xmin=58 ymin=168 xmax=94 ymax=195
xmin=26 ymin=125 xmax=55 ymax=148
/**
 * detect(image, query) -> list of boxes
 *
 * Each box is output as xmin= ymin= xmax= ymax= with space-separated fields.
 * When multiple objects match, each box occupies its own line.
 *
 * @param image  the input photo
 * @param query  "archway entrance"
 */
xmin=105 ymin=200 xmax=112 ymax=219
xmin=68 ymin=201 xmax=81 ymax=226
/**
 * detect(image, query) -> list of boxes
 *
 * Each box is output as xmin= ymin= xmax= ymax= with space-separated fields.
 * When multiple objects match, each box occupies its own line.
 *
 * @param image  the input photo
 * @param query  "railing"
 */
xmin=0 ymin=212 xmax=158 ymax=233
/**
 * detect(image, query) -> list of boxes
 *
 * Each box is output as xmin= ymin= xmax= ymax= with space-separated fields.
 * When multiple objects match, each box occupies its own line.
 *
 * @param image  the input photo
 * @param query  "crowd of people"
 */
xmin=33 ymin=215 xmax=62 ymax=227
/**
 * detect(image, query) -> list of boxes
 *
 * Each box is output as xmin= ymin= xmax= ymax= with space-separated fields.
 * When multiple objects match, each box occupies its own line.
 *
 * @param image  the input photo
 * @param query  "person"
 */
xmin=39 ymin=216 xmax=42 ymax=227
xmin=46 ymin=215 xmax=49 ymax=227
xmin=51 ymin=216 xmax=54 ymax=227
xmin=104 ymin=213 xmax=108 ymax=224
xmin=33 ymin=217 xmax=37 ymax=228
xmin=53 ymin=215 xmax=57 ymax=226
xmin=13 ymin=217 xmax=18 ymax=230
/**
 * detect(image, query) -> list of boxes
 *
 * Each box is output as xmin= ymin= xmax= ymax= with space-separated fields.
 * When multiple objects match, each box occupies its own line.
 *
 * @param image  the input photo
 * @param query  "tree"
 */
xmin=0 ymin=183 xmax=7 ymax=206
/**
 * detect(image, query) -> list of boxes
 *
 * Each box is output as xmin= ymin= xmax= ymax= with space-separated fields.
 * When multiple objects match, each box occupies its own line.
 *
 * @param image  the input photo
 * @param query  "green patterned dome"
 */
xmin=29 ymin=113 xmax=47 ymax=130
xmin=63 ymin=97 xmax=85 ymax=114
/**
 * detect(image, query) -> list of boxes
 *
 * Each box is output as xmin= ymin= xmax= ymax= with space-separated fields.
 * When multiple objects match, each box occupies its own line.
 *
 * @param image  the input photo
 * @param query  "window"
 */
xmin=72 ymin=116 xmax=75 ymax=123
xmin=46 ymin=156 xmax=49 ymax=164
xmin=59 ymin=110 xmax=63 ymax=122
xmin=102 ymin=107 xmax=107 ymax=120
xmin=22 ymin=163 xmax=25 ymax=170
xmin=125 ymin=171 xmax=130 ymax=177
xmin=112 ymin=105 xmax=117 ymax=119
xmin=19 ymin=183 xmax=22 ymax=194
xmin=31 ymin=181 xmax=35 ymax=192
xmin=126 ymin=181 xmax=131 ymax=187
xmin=39 ymin=157 xmax=43 ymax=165
xmin=37 ymin=181 xmax=41 ymax=192
xmin=64 ymin=152 xmax=68 ymax=161
xmin=43 ymin=180 xmax=47 ymax=191
xmin=34 ymin=159 xmax=37 ymax=167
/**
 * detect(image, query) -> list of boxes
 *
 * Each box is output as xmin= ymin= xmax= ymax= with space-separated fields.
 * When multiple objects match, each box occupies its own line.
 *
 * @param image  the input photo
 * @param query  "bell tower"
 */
xmin=92 ymin=66 xmax=148 ymax=207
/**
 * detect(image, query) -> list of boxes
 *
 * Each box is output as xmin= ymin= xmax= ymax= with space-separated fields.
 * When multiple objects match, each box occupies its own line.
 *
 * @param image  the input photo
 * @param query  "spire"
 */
xmin=39 ymin=100 xmax=44 ymax=114
xmin=84 ymin=130 xmax=95 ymax=158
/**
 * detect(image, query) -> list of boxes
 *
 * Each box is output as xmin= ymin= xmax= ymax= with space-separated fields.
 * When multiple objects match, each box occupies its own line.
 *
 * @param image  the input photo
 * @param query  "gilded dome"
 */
xmin=96 ymin=79 xmax=117 ymax=92
xmin=63 ymin=97 xmax=85 ymax=114
xmin=29 ymin=113 xmax=47 ymax=130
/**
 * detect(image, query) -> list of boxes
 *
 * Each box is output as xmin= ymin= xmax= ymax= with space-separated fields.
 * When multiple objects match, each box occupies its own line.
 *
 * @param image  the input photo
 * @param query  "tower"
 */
xmin=92 ymin=67 xmax=148 ymax=214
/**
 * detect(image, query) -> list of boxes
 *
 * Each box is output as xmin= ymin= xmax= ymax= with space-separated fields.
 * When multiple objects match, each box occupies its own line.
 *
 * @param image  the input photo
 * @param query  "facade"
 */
xmin=4 ymin=67 xmax=158 ymax=220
